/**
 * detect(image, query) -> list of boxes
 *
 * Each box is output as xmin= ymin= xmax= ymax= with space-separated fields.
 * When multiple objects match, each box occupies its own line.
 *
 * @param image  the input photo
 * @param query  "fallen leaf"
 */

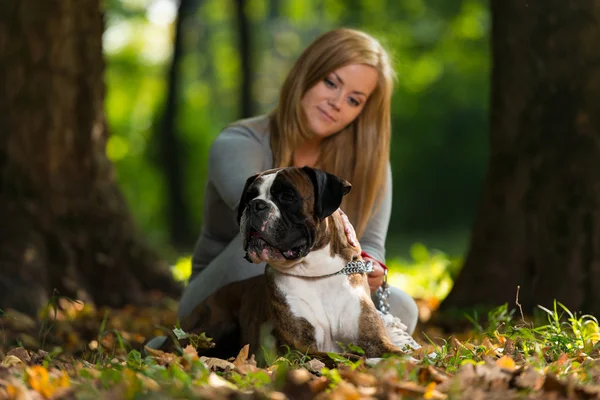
xmin=309 ymin=376 xmax=329 ymax=393
xmin=200 ymin=356 xmax=235 ymax=371
xmin=1 ymin=355 xmax=23 ymax=368
xmin=513 ymin=367 xmax=544 ymax=391
xmin=182 ymin=344 xmax=198 ymax=360
xmin=304 ymin=358 xmax=326 ymax=373
xmin=424 ymin=382 xmax=438 ymax=399
xmin=324 ymin=380 xmax=361 ymax=400
xmin=207 ymin=372 xmax=238 ymax=389
xmin=496 ymin=355 xmax=516 ymax=371
xmin=339 ymin=368 xmax=377 ymax=387
xmin=555 ymin=353 xmax=569 ymax=366
xmin=26 ymin=365 xmax=69 ymax=398
xmin=393 ymin=381 xmax=447 ymax=399
xmin=542 ymin=374 xmax=568 ymax=397
xmin=481 ymin=337 xmax=501 ymax=357
xmin=233 ymin=344 xmax=249 ymax=367
xmin=418 ymin=365 xmax=450 ymax=384
xmin=6 ymin=348 xmax=31 ymax=364
xmin=144 ymin=346 xmax=179 ymax=366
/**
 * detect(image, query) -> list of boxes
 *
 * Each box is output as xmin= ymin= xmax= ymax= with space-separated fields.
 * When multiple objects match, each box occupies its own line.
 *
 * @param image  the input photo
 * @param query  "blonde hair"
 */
xmin=269 ymin=28 xmax=395 ymax=238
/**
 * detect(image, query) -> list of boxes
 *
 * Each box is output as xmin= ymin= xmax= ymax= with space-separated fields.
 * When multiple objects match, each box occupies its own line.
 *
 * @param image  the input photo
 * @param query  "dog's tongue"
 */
xmin=245 ymin=238 xmax=285 ymax=263
xmin=283 ymin=250 xmax=296 ymax=258
xmin=247 ymin=247 xmax=283 ymax=263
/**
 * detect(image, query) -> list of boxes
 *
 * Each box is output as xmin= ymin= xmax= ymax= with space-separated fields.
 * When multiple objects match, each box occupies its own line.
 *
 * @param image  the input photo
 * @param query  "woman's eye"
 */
xmin=348 ymin=97 xmax=360 ymax=107
xmin=324 ymin=77 xmax=336 ymax=88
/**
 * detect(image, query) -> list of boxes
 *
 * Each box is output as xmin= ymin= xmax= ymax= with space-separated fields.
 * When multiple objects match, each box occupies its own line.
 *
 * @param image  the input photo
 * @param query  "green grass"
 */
xmin=3 ymin=300 xmax=600 ymax=398
xmin=6 ymin=235 xmax=600 ymax=398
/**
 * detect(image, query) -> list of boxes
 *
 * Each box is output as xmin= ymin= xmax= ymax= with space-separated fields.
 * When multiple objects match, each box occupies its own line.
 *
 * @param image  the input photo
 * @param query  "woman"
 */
xmin=179 ymin=28 xmax=419 ymax=334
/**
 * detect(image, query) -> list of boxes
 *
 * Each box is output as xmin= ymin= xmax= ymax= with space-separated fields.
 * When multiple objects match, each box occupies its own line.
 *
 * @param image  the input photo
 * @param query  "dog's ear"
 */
xmin=301 ymin=166 xmax=351 ymax=220
xmin=236 ymin=173 xmax=260 ymax=225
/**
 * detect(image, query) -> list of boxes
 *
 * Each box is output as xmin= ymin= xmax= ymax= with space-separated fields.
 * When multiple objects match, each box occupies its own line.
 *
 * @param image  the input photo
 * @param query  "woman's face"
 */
xmin=300 ymin=63 xmax=378 ymax=139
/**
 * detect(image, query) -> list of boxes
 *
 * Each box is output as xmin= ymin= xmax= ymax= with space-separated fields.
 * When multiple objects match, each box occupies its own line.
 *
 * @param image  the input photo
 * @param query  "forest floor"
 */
xmin=1 ymin=292 xmax=600 ymax=399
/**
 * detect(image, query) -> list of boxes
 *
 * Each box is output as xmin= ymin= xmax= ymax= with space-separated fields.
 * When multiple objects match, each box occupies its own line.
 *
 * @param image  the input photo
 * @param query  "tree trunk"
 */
xmin=234 ymin=0 xmax=253 ymax=118
xmin=0 ymin=0 xmax=181 ymax=315
xmin=158 ymin=0 xmax=196 ymax=249
xmin=441 ymin=0 xmax=600 ymax=317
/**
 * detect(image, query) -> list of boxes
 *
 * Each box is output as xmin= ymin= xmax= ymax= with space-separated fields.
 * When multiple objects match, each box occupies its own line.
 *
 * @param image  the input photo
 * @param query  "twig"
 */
xmin=515 ymin=285 xmax=531 ymax=328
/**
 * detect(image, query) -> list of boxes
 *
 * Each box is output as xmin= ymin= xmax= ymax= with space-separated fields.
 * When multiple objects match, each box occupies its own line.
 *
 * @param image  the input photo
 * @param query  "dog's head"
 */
xmin=237 ymin=166 xmax=351 ymax=267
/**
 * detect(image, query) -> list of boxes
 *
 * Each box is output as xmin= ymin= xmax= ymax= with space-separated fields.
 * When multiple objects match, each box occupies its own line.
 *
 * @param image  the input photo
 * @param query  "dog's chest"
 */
xmin=274 ymin=273 xmax=368 ymax=352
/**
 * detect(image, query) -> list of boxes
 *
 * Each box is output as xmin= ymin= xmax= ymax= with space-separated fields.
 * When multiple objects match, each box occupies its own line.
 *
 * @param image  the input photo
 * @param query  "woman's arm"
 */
xmin=207 ymin=125 xmax=267 ymax=211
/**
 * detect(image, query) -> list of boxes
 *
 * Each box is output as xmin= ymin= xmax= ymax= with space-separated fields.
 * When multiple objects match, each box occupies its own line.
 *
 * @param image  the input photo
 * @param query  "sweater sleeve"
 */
xmin=207 ymin=124 xmax=267 ymax=211
xmin=359 ymin=162 xmax=392 ymax=263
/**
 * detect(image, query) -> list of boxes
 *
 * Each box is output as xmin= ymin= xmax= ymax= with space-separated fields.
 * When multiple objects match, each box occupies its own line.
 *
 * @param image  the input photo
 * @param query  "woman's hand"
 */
xmin=338 ymin=208 xmax=385 ymax=293
xmin=338 ymin=208 xmax=358 ymax=247
xmin=364 ymin=255 xmax=385 ymax=293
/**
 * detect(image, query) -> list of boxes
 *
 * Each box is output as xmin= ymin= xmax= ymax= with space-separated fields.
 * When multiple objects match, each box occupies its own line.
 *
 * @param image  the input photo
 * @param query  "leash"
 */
xmin=340 ymin=260 xmax=392 ymax=315
xmin=340 ymin=260 xmax=391 ymax=315
xmin=373 ymin=268 xmax=391 ymax=314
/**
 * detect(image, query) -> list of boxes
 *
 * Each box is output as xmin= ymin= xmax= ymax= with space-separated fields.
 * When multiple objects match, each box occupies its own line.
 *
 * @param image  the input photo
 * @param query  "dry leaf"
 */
xmin=513 ymin=367 xmax=544 ymax=391
xmin=182 ymin=345 xmax=198 ymax=360
xmin=481 ymin=337 xmax=501 ymax=357
xmin=233 ymin=344 xmax=249 ymax=367
xmin=1 ymin=355 xmax=23 ymax=368
xmin=323 ymin=380 xmax=361 ymax=400
xmin=503 ymin=338 xmax=515 ymax=356
xmin=555 ymin=353 xmax=569 ymax=366
xmin=309 ymin=376 xmax=329 ymax=393
xmin=339 ymin=368 xmax=377 ymax=387
xmin=144 ymin=346 xmax=179 ymax=366
xmin=26 ymin=365 xmax=69 ymax=399
xmin=496 ymin=355 xmax=517 ymax=371
xmin=393 ymin=381 xmax=447 ymax=399
xmin=418 ymin=365 xmax=450 ymax=384
xmin=200 ymin=357 xmax=235 ymax=371
xmin=424 ymin=382 xmax=438 ymax=399
xmin=287 ymin=368 xmax=312 ymax=385
xmin=304 ymin=358 xmax=326 ymax=373
xmin=207 ymin=372 xmax=238 ymax=389
xmin=6 ymin=348 xmax=31 ymax=364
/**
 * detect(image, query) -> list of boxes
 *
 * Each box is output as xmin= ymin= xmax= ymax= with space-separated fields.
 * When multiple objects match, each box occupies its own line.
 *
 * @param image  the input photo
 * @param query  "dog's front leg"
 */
xmin=356 ymin=299 xmax=406 ymax=358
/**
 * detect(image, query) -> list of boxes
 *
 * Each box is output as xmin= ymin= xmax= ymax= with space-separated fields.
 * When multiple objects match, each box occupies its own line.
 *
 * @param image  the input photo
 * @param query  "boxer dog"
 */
xmin=175 ymin=166 xmax=406 ymax=361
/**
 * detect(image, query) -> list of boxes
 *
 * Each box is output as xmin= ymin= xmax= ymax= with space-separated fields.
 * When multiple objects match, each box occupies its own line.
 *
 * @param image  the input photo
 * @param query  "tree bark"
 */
xmin=234 ymin=0 xmax=253 ymax=118
xmin=441 ymin=0 xmax=600 ymax=316
xmin=0 ymin=0 xmax=181 ymax=315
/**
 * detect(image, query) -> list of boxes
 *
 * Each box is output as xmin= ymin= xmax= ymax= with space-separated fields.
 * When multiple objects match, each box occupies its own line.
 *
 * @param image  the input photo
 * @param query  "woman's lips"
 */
xmin=317 ymin=107 xmax=336 ymax=123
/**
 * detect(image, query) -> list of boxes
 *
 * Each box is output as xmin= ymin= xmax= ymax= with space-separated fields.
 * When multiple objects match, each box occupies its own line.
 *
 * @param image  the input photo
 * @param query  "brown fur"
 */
xmin=357 ymin=298 xmax=405 ymax=357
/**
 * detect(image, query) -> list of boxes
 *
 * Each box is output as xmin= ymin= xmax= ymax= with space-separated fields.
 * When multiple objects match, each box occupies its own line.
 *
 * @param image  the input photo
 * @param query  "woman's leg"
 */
xmin=177 ymin=235 xmax=265 ymax=321
xmin=380 ymin=286 xmax=419 ymax=335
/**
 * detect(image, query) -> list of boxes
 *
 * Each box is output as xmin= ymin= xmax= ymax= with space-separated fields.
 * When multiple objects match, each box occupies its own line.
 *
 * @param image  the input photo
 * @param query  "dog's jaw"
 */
xmin=272 ymin=243 xmax=346 ymax=276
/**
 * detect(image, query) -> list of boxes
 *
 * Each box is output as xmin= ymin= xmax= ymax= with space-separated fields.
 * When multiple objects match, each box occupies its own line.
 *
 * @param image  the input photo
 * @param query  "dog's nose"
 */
xmin=249 ymin=199 xmax=268 ymax=213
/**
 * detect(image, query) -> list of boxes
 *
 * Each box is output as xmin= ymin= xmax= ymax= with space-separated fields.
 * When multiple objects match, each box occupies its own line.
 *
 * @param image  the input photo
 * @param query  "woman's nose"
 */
xmin=328 ymin=94 xmax=342 ymax=111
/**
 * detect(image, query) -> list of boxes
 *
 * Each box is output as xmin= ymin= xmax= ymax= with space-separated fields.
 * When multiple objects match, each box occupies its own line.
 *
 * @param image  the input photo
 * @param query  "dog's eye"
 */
xmin=279 ymin=192 xmax=295 ymax=203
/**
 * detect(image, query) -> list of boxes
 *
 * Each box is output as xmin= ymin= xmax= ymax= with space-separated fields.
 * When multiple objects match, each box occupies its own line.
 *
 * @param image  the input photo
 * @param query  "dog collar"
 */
xmin=271 ymin=259 xmax=374 ymax=279
xmin=335 ymin=259 xmax=374 ymax=275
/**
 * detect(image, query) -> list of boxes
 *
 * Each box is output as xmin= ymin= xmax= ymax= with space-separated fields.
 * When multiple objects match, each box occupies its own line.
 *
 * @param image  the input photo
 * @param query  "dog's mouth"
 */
xmin=244 ymin=228 xmax=307 ymax=263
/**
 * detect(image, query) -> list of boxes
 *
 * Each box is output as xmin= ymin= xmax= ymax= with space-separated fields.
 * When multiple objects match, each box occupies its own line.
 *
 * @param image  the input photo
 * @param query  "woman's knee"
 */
xmin=387 ymin=287 xmax=419 ymax=335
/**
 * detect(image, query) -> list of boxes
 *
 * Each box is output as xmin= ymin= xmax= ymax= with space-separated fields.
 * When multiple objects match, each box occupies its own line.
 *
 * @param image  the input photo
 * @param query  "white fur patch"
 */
xmin=278 ymin=244 xmax=346 ymax=277
xmin=272 ymin=269 xmax=369 ymax=352
xmin=253 ymin=172 xmax=281 ymax=229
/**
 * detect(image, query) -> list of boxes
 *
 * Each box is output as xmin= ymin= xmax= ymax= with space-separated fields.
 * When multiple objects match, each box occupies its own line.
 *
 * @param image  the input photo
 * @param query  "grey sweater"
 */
xmin=191 ymin=115 xmax=392 ymax=277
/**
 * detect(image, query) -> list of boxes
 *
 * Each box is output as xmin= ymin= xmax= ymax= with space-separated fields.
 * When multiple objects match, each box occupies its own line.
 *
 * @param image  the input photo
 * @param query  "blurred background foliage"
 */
xmin=102 ymin=0 xmax=490 ymax=301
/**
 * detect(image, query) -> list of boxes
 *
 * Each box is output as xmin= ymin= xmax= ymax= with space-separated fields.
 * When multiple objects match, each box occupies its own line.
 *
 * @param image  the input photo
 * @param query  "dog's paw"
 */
xmin=377 ymin=311 xmax=421 ymax=351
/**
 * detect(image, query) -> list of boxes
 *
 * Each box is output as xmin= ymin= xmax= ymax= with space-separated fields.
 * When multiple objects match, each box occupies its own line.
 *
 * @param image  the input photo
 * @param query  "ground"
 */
xmin=1 ymin=294 xmax=600 ymax=399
